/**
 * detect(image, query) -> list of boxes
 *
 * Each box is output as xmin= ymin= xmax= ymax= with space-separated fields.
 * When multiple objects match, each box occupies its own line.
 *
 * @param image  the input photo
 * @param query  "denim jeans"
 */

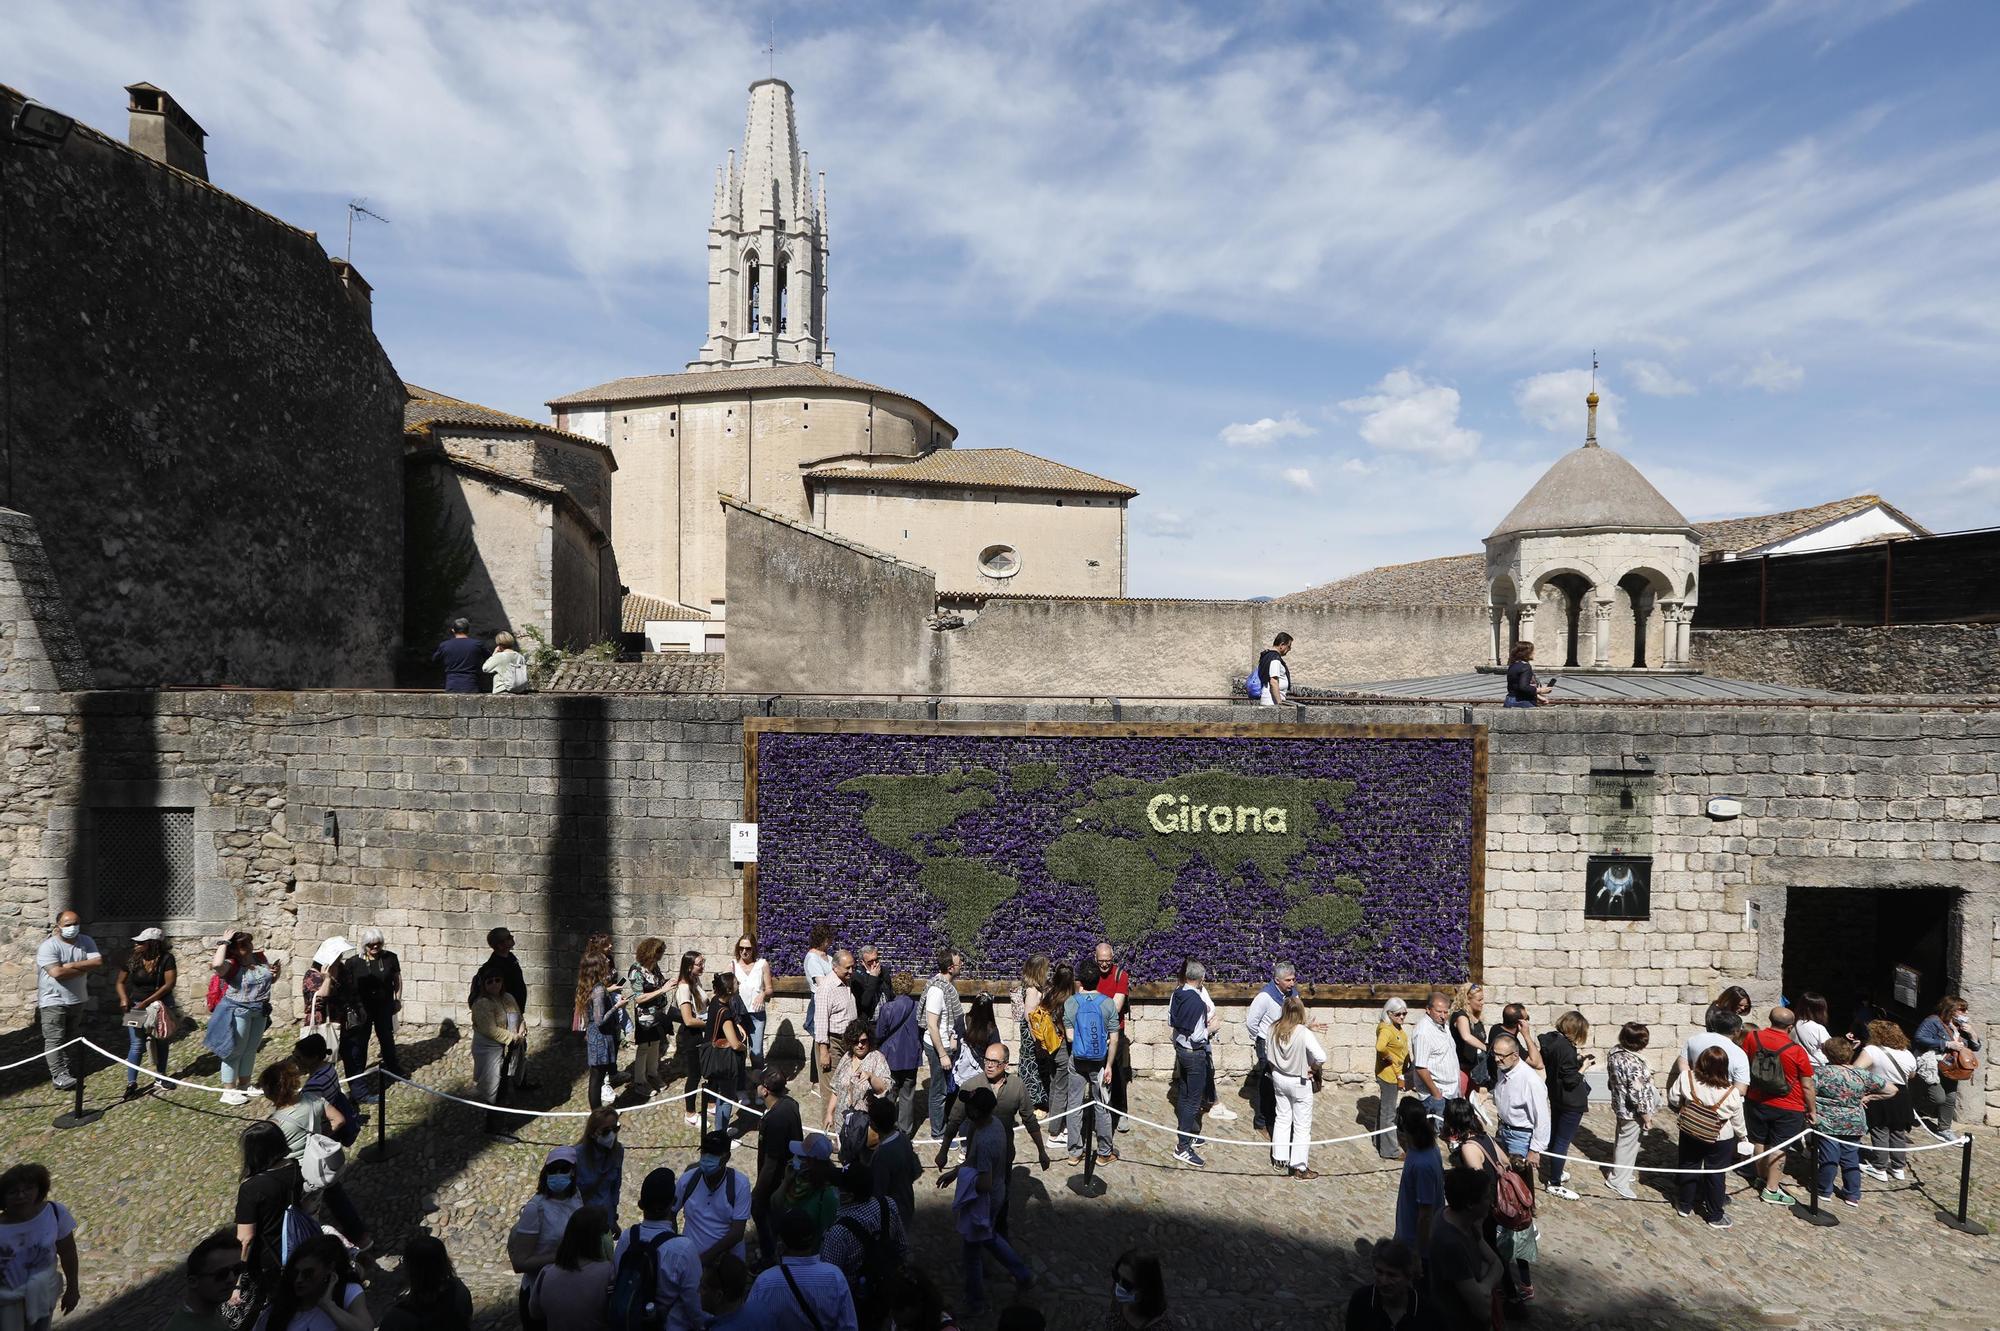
xmin=1250 ymin=1035 xmax=1274 ymax=1131
xmin=124 ymin=1023 xmax=169 ymax=1086
xmin=1543 ymin=1104 xmax=1587 ymax=1187
xmin=39 ymin=1005 xmax=80 ymax=1085
xmin=221 ymin=1005 xmax=269 ymax=1088
xmin=1496 ymin=1124 xmax=1536 ymax=1187
xmin=963 ymin=1232 xmax=1032 ymax=1308
xmin=1174 ymin=1045 xmax=1210 ymax=1151
xmin=1074 ymin=1058 xmax=1115 ymax=1154
xmin=747 ymin=1010 xmax=768 ymax=1068
xmin=1817 ymin=1134 xmax=1862 ymax=1202
xmin=926 ymin=1042 xmax=955 ymax=1138
xmin=1048 ymin=1048 xmax=1083 ymax=1154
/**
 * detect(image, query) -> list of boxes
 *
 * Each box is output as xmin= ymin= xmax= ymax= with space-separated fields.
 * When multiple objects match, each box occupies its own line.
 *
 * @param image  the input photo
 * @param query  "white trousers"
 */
xmin=1608 ymin=1116 xmax=1642 ymax=1191
xmin=1271 ymin=1072 xmax=1315 ymax=1168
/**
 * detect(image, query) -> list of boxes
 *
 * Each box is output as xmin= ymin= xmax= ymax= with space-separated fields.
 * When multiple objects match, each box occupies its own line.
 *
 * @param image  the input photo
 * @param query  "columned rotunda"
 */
xmin=1484 ymin=392 xmax=1700 ymax=671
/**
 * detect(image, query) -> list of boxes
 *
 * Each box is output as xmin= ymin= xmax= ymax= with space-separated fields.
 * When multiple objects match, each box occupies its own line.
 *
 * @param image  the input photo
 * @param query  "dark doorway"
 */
xmin=1782 ymin=886 xmax=1958 ymax=1035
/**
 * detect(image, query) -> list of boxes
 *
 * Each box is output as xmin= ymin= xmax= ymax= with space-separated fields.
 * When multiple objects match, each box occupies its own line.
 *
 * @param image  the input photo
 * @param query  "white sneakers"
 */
xmin=1209 ymin=1106 xmax=1240 ymax=1121
xmin=1544 ymin=1183 xmax=1580 ymax=1201
xmin=221 ymin=1090 xmax=249 ymax=1106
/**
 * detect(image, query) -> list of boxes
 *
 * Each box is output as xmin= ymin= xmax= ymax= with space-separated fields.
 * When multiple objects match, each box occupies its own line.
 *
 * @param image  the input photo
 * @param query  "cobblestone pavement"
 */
xmin=5 ymin=1018 xmax=1996 ymax=1331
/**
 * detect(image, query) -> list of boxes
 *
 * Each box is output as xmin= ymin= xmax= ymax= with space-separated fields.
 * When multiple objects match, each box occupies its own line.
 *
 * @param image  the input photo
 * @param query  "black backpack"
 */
xmin=1749 ymin=1033 xmax=1799 ymax=1099
xmin=830 ymin=1197 xmax=895 ymax=1325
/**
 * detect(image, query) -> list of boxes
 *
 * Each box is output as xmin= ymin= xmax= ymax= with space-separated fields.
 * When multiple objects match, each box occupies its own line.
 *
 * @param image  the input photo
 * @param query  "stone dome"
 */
xmin=1488 ymin=443 xmax=1693 ymax=540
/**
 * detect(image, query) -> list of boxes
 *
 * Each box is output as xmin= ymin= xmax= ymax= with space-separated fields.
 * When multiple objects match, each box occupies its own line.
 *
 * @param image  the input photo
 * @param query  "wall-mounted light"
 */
xmin=322 ymin=810 xmax=339 ymax=843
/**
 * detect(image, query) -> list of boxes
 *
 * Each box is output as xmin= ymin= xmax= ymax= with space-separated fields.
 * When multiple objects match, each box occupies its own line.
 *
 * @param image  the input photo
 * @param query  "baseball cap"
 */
xmin=788 ymin=1135 xmax=833 ymax=1162
xmin=133 ymin=928 xmax=165 ymax=942
xmin=639 ymin=1166 xmax=679 ymax=1213
xmin=544 ymin=1146 xmax=578 ymax=1168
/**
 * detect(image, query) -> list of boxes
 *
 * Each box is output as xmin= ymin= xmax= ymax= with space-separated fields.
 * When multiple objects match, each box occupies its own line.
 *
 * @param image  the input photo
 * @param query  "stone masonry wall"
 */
xmin=2 ymin=85 xmax=405 ymax=688
xmin=6 ymin=692 xmax=1996 ymax=1122
xmin=1692 ymin=624 xmax=2000 ymax=696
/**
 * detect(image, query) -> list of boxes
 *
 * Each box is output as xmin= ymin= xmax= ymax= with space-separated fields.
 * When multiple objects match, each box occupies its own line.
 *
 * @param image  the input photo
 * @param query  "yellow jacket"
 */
xmin=1376 ymin=1020 xmax=1410 ymax=1086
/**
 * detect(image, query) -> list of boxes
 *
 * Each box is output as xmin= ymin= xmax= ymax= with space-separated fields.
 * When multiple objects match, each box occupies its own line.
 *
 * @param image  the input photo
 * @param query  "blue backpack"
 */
xmin=1072 ymin=993 xmax=1110 ymax=1063
xmin=278 ymin=1204 xmax=320 ymax=1265
xmin=608 ymin=1229 xmax=677 ymax=1331
xmin=1245 ymin=667 xmax=1264 ymax=700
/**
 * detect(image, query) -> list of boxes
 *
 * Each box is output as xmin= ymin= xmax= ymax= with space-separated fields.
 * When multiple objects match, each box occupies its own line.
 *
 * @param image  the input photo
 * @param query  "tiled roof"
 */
xmin=1692 ymin=496 xmax=1928 ymax=556
xmin=620 ymin=592 xmax=710 ymax=632
xmin=1281 ymin=497 xmax=1929 ymax=607
xmin=545 ymin=654 xmax=724 ymax=693
xmin=1489 ymin=444 xmax=1691 ymax=539
xmin=938 ymin=591 xmax=1255 ymax=606
xmin=546 ymin=363 xmax=946 ymax=424
xmin=404 ymin=447 xmax=608 ymax=542
xmin=1279 ymin=553 xmax=1488 ymax=608
xmin=403 ymin=383 xmax=614 ymax=455
xmin=807 ymin=448 xmax=1137 ymax=498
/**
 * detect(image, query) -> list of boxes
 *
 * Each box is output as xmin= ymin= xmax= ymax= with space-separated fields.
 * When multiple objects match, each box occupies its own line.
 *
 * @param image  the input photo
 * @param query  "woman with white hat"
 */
xmin=114 ymin=928 xmax=177 ymax=1100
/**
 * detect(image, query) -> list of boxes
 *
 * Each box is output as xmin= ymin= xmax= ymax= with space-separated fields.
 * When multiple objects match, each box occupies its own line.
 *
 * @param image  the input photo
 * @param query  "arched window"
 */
xmin=746 ymin=253 xmax=761 ymax=330
xmin=777 ymin=255 xmax=790 ymax=333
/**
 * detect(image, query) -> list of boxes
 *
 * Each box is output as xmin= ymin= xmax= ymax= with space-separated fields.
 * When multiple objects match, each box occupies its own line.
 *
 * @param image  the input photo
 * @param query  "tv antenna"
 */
xmin=345 ymin=199 xmax=389 ymax=263
xmin=765 ymin=18 xmax=776 ymax=77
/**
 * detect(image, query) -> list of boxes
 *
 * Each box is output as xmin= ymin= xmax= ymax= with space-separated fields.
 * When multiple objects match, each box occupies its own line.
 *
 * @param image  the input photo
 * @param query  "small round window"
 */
xmin=978 ymin=544 xmax=1021 ymax=579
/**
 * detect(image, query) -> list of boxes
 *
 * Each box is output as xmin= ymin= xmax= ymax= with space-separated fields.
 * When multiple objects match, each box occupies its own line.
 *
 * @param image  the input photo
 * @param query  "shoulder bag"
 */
xmin=1675 ymin=1069 xmax=1726 ymax=1143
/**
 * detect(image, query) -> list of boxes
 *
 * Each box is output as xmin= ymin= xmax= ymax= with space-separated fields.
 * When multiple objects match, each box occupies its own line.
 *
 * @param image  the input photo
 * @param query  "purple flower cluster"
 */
xmin=755 ymin=732 xmax=1475 ymax=984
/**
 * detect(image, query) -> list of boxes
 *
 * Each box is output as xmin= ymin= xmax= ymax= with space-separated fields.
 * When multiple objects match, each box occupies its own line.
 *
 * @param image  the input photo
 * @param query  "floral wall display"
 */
xmin=751 ymin=726 xmax=1479 ymax=985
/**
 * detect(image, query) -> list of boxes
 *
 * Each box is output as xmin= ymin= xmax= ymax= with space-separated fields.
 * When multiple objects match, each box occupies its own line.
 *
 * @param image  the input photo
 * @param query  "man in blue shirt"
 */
xmin=1168 ymin=962 xmax=1215 ymax=1167
xmin=432 ymin=618 xmax=489 ymax=693
xmin=739 ymin=1207 xmax=857 ymax=1330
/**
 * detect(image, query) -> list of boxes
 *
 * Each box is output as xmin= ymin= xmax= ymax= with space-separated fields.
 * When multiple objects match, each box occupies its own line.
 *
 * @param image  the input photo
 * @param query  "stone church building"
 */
xmin=548 ymin=79 xmax=1135 ymax=642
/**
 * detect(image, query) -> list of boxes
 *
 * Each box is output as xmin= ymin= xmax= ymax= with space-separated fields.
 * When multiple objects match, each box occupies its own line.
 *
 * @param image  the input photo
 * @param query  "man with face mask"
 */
xmin=676 ymin=1130 xmax=751 ymax=1267
xmin=611 ymin=1167 xmax=706 ymax=1331
xmin=37 ymin=910 xmax=102 ymax=1089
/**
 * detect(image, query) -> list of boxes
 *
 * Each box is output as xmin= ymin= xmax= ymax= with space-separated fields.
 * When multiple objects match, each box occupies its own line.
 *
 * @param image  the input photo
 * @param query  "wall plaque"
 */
xmin=1585 ymin=855 xmax=1651 ymax=919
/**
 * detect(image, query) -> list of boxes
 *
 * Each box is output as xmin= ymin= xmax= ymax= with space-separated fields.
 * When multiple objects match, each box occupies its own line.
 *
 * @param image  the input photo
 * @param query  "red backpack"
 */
xmin=1493 ymin=1163 xmax=1536 ymax=1232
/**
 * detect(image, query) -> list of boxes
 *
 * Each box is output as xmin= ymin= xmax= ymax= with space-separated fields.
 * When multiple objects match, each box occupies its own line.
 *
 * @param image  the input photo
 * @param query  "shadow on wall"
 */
xmin=400 ymin=460 xmax=505 ymax=684
xmin=61 ymin=691 xmax=167 ymax=950
xmin=541 ymin=694 xmax=613 ymax=1027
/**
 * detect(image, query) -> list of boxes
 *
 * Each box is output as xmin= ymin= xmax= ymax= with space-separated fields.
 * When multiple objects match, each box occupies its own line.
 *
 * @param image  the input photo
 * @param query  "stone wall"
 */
xmin=1692 ymin=624 xmax=2000 ymax=696
xmin=2 ymin=85 xmax=405 ymax=688
xmin=1311 ymin=604 xmax=1492 ymax=683
xmin=0 ymin=511 xmax=92 ymax=692
xmin=8 ymin=690 xmax=1996 ymax=1121
xmin=814 ymin=484 xmax=1127 ymax=597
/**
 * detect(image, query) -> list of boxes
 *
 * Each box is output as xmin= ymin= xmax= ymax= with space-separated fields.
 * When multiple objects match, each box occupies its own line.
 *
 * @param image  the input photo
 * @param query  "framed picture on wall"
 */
xmin=1585 ymin=855 xmax=1651 ymax=920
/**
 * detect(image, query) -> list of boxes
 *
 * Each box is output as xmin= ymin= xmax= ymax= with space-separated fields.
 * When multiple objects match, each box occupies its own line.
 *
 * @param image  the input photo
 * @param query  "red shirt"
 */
xmin=1741 ymin=1028 xmax=1813 ymax=1110
xmin=1096 ymin=967 xmax=1131 ymax=1032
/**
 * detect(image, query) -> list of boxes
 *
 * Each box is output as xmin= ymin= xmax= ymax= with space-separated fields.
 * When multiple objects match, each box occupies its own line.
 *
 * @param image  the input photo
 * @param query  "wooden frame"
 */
xmin=742 ymin=716 xmax=1487 ymax=1002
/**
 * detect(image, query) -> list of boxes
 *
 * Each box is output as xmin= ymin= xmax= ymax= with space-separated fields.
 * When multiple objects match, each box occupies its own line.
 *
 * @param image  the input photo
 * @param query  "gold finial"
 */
xmin=1585 ymin=350 xmax=1600 ymax=445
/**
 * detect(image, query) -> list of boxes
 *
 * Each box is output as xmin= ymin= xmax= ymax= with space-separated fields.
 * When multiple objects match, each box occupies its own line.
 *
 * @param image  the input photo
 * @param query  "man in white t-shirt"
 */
xmin=677 ymin=1131 xmax=751 ymax=1264
xmin=921 ymin=948 xmax=965 ymax=1139
xmin=1255 ymin=633 xmax=1293 ymax=706
xmin=1407 ymin=991 xmax=1462 ymax=1114
xmin=37 ymin=911 xmax=102 ymax=1090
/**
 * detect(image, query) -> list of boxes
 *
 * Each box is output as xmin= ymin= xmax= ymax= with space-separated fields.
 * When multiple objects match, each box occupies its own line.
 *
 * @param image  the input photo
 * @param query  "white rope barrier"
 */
xmin=42 ymin=1042 xmax=1984 ymax=1183
xmin=0 ymin=1036 xmax=89 ymax=1074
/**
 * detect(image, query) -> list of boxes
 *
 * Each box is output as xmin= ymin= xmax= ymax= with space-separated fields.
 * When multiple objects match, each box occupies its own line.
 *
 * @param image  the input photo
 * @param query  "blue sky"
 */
xmin=9 ymin=0 xmax=1999 ymax=597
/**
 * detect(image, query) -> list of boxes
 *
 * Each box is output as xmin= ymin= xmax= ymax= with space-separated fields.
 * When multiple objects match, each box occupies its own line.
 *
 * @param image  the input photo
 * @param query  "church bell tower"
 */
xmin=688 ymin=79 xmax=832 ymax=372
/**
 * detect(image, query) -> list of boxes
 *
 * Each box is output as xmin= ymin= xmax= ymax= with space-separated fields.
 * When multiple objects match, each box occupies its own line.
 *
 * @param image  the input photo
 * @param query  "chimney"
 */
xmin=328 ymin=259 xmax=373 ymax=328
xmin=124 ymin=83 xmax=207 ymax=180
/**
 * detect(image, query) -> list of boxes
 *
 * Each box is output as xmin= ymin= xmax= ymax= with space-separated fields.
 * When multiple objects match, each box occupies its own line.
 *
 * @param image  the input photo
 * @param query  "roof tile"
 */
xmin=545 ymin=654 xmax=724 ymax=693
xmin=808 ymin=448 xmax=1136 ymax=498
xmin=620 ymin=592 xmax=710 ymax=632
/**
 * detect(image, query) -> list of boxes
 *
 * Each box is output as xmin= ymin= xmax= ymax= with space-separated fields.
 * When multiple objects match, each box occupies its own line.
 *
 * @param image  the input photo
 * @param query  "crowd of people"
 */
xmin=19 ymin=908 xmax=1987 ymax=1328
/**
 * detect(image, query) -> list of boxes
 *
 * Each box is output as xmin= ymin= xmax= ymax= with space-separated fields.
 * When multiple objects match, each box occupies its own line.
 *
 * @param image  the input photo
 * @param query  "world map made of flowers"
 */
xmin=754 ymin=731 xmax=1476 ymax=984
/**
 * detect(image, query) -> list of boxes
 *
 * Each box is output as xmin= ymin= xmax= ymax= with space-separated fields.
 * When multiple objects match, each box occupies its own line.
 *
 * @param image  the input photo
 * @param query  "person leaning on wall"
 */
xmin=1503 ymin=641 xmax=1554 ymax=708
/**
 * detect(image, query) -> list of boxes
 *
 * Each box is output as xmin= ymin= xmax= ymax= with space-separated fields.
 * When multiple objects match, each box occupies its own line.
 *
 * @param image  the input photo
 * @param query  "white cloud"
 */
xmin=1625 ymin=359 xmax=1695 ymax=397
xmin=1137 ymin=509 xmax=1194 ymax=539
xmin=1219 ymin=414 xmax=1316 ymax=448
xmin=1515 ymin=369 xmax=1622 ymax=441
xmin=1282 ymin=467 xmax=1316 ymax=493
xmin=1965 ymin=466 xmax=2000 ymax=488
xmin=1341 ymin=457 xmax=1377 ymax=475
xmin=1338 ymin=369 xmax=1481 ymax=459
xmin=1722 ymin=352 xmax=1806 ymax=393
xmin=1381 ymin=0 xmax=1495 ymax=37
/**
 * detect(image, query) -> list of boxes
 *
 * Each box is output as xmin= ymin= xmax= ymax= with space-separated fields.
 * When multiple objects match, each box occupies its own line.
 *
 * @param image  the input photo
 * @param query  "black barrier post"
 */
xmin=1793 ymin=1133 xmax=1836 ymax=1227
xmin=53 ymin=1062 xmax=101 ymax=1130
xmin=361 ymin=1074 xmax=393 ymax=1163
xmin=1067 ymin=1100 xmax=1106 ymax=1198
xmin=1938 ymin=1134 xmax=1989 ymax=1236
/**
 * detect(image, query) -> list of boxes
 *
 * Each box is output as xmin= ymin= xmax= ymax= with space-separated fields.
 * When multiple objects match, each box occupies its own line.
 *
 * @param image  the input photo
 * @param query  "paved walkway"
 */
xmin=4 ymin=1018 xmax=1995 ymax=1330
